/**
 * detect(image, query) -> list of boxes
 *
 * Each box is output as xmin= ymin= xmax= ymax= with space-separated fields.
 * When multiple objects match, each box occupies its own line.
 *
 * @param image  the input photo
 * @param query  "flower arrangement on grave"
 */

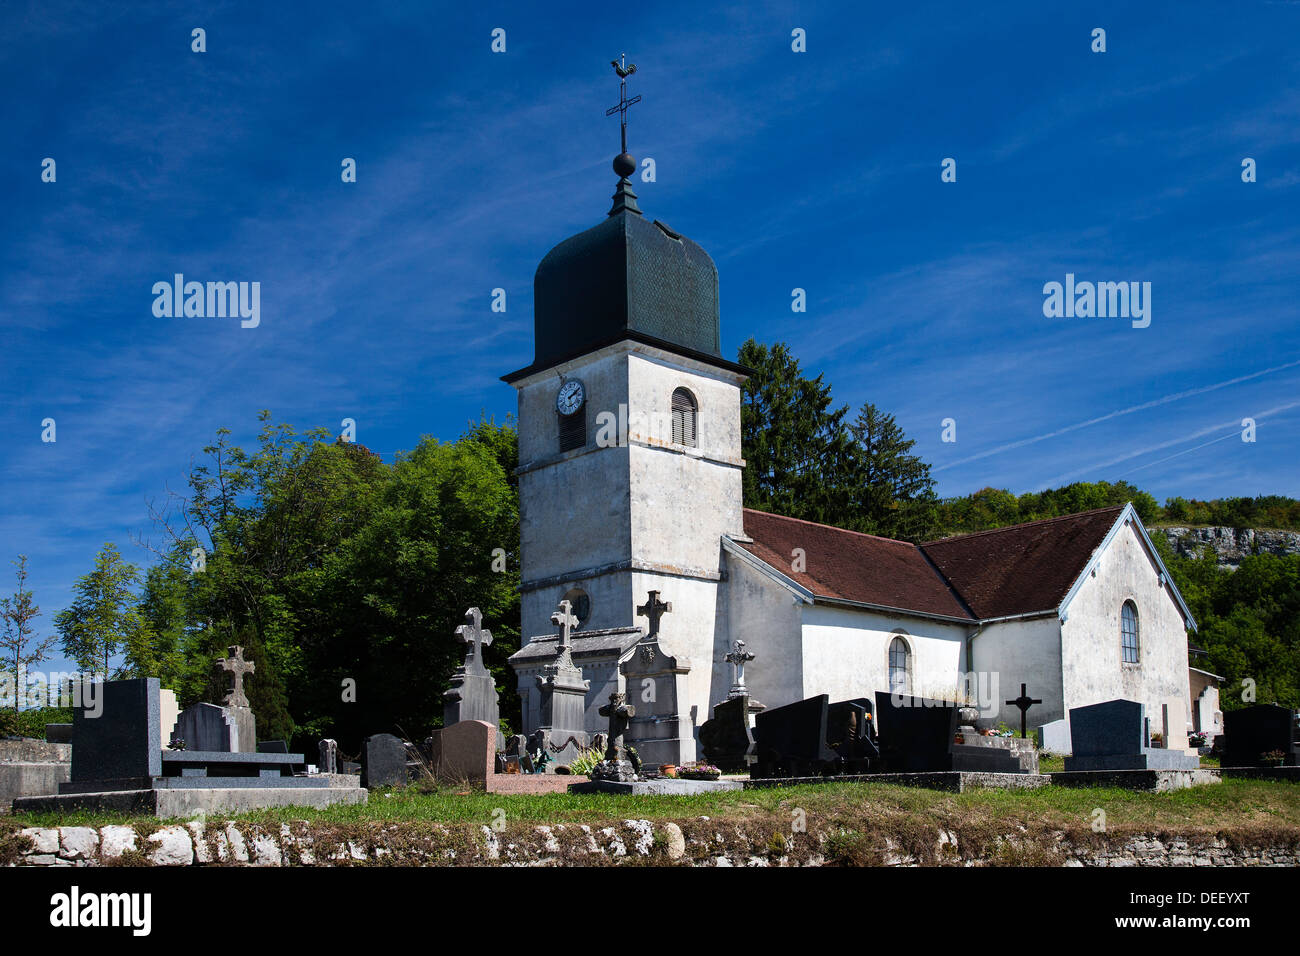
xmin=1262 ymin=749 xmax=1286 ymax=767
xmin=677 ymin=763 xmax=721 ymax=780
xmin=567 ymin=747 xmax=605 ymax=778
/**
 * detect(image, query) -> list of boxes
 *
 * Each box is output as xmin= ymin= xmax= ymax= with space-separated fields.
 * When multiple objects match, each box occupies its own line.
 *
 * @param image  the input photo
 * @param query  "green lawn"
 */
xmin=8 ymin=777 xmax=1300 ymax=834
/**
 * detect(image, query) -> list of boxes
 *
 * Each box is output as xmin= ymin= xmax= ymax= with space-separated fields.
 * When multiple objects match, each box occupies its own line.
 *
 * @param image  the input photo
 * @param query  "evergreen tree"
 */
xmin=54 ymin=544 xmax=151 ymax=677
xmin=846 ymin=403 xmax=938 ymax=540
xmin=738 ymin=339 xmax=856 ymax=526
xmin=0 ymin=555 xmax=58 ymax=710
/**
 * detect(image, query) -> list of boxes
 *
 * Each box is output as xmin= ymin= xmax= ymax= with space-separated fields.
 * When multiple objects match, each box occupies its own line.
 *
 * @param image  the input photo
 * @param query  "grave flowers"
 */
xmin=678 ymin=763 xmax=721 ymax=781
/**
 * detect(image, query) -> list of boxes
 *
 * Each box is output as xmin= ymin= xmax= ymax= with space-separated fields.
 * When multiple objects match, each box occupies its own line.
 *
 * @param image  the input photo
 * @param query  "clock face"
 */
xmin=556 ymin=379 xmax=585 ymax=416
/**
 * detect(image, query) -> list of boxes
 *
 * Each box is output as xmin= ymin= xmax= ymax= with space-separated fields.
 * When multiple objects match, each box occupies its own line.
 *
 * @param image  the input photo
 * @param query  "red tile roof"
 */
xmin=736 ymin=509 xmax=975 ymax=621
xmin=736 ymin=505 xmax=1126 ymax=622
xmin=920 ymin=506 xmax=1125 ymax=619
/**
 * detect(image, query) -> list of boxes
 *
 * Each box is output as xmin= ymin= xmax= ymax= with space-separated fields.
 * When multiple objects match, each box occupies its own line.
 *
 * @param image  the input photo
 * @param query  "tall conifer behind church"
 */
xmin=738 ymin=339 xmax=857 ymax=527
xmin=847 ymin=403 xmax=939 ymax=541
xmin=738 ymin=340 xmax=939 ymax=540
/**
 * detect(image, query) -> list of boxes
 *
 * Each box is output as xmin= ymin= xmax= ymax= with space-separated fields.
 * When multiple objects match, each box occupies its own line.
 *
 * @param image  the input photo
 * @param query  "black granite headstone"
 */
xmin=874 ymin=692 xmax=958 ymax=773
xmin=361 ymin=733 xmax=408 ymax=788
xmin=1222 ymin=704 xmax=1300 ymax=768
xmin=173 ymin=702 xmax=235 ymax=752
xmin=1064 ymin=698 xmax=1200 ymax=770
xmin=700 ymin=696 xmax=760 ymax=772
xmin=826 ymin=697 xmax=879 ymax=771
xmin=69 ymin=677 xmax=161 ymax=784
xmin=753 ymin=695 xmax=835 ymax=778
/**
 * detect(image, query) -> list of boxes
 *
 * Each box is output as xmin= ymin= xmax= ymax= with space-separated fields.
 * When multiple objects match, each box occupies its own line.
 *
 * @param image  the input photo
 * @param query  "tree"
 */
xmin=738 ymin=339 xmax=857 ymax=526
xmin=54 ymin=544 xmax=151 ymax=678
xmin=0 ymin=555 xmax=58 ymax=711
xmin=846 ymin=403 xmax=938 ymax=540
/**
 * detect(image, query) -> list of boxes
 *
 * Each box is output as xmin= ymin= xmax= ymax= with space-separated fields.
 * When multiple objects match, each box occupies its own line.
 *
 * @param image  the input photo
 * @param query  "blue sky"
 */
xmin=1 ymin=1 xmax=1297 ymax=668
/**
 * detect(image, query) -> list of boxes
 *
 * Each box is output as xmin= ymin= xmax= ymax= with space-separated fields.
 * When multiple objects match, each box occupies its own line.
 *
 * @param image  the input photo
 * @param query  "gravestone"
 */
xmin=701 ymin=639 xmax=766 ymax=772
xmin=873 ymin=693 xmax=960 ymax=773
xmin=361 ymin=733 xmax=408 ymax=788
xmin=443 ymin=607 xmax=501 ymax=728
xmin=69 ymin=677 xmax=162 ymax=784
xmin=16 ymin=676 xmax=364 ymax=816
xmin=591 ymin=692 xmax=638 ymax=782
xmin=531 ymin=601 xmax=591 ymax=767
xmin=826 ymin=697 xmax=879 ymax=772
xmin=725 ymin=640 xmax=758 ymax=702
xmin=172 ymin=702 xmax=237 ymax=752
xmin=1064 ymin=699 xmax=1200 ymax=770
xmin=159 ymin=688 xmax=180 ymax=751
xmin=437 ymin=720 xmax=496 ymax=783
xmin=622 ymin=591 xmax=692 ymax=767
xmin=319 ymin=739 xmax=338 ymax=774
xmin=700 ymin=695 xmax=764 ymax=772
xmin=1222 ymin=704 xmax=1300 ymax=768
xmin=215 ymin=646 xmax=257 ymax=754
xmin=753 ymin=695 xmax=835 ymax=778
xmin=44 ymin=724 xmax=73 ymax=744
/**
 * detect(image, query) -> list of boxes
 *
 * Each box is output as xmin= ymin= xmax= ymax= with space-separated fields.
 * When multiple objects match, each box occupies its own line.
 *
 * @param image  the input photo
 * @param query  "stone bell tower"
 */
xmin=502 ymin=57 xmax=747 ymax=762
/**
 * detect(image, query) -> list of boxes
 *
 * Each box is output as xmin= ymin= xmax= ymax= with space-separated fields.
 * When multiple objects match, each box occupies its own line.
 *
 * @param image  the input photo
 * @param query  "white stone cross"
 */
xmin=454 ymin=607 xmax=493 ymax=667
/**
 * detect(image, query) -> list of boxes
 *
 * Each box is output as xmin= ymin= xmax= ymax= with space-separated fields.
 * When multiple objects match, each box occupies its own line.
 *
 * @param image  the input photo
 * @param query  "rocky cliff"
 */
xmin=1159 ymin=526 xmax=1300 ymax=570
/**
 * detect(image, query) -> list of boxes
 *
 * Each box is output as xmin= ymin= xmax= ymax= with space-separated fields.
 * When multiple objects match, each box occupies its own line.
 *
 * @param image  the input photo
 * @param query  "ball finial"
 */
xmin=613 ymin=152 xmax=636 ymax=178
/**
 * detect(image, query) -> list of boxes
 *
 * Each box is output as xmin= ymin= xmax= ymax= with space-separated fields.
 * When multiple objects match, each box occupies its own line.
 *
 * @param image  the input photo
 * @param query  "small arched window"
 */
xmin=888 ymin=635 xmax=911 ymax=694
xmin=671 ymin=388 xmax=697 ymax=447
xmin=1121 ymin=600 xmax=1140 ymax=663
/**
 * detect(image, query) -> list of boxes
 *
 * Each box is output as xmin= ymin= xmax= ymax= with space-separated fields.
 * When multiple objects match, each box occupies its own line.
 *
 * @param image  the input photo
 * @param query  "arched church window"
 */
xmin=671 ymin=388 xmax=697 ymax=447
xmin=888 ymin=635 xmax=911 ymax=694
xmin=1121 ymin=600 xmax=1140 ymax=663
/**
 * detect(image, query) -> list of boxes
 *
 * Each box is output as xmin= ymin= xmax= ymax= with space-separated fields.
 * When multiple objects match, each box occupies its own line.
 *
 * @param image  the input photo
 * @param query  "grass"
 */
xmin=7 ymin=777 xmax=1300 ymax=834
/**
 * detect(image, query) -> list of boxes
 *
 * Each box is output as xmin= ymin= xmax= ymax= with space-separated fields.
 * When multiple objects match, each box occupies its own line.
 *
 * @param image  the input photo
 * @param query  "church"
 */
xmin=503 ymin=113 xmax=1204 ymax=765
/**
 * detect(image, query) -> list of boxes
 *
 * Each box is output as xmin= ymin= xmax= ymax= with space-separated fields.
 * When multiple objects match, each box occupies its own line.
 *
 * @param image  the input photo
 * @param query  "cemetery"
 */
xmin=4 ymin=591 xmax=1300 ymax=866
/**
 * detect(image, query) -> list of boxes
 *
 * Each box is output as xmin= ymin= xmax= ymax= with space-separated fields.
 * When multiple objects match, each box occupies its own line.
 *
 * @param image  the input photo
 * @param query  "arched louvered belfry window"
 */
xmin=1121 ymin=600 xmax=1140 ymax=663
xmin=671 ymin=388 xmax=697 ymax=447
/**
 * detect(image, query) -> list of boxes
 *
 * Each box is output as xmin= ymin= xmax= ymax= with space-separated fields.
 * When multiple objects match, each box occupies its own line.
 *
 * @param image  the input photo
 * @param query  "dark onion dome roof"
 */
xmin=503 ymin=170 xmax=740 ymax=382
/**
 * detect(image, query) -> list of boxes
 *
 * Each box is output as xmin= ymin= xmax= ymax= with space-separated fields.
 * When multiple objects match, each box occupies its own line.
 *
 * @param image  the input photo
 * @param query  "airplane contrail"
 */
xmin=1041 ymin=401 xmax=1300 ymax=486
xmin=934 ymin=358 xmax=1300 ymax=472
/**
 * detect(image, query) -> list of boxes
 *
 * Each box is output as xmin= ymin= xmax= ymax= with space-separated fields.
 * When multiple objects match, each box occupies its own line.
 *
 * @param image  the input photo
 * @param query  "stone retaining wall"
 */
xmin=5 ymin=819 xmax=1298 ymax=867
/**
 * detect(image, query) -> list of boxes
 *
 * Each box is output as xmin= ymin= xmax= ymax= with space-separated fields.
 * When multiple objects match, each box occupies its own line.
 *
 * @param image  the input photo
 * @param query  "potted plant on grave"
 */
xmin=678 ymin=763 xmax=721 ymax=781
xmin=1261 ymin=749 xmax=1286 ymax=767
xmin=660 ymin=764 xmax=678 ymax=778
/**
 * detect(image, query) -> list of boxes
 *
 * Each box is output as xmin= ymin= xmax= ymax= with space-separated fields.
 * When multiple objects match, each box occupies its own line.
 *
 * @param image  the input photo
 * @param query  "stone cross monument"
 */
xmin=532 ymin=600 xmax=590 ymax=766
xmin=215 ymin=645 xmax=256 ymax=752
xmin=621 ymin=589 xmax=693 ymax=766
xmin=725 ymin=640 xmax=756 ymax=699
xmin=598 ymin=691 xmax=636 ymax=762
xmin=443 ymin=607 xmax=501 ymax=729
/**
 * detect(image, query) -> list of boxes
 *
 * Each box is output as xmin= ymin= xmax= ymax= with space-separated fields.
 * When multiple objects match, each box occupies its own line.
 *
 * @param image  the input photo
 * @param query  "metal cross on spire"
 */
xmin=606 ymin=53 xmax=641 ymax=156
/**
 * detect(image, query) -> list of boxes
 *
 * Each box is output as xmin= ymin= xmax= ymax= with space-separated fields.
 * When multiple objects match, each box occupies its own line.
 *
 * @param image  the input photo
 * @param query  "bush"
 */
xmin=0 ymin=706 xmax=73 ymax=739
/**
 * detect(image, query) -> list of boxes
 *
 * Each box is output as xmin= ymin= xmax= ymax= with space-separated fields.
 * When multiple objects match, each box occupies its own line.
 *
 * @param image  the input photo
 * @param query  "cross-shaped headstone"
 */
xmin=454 ymin=606 xmax=493 ymax=669
xmin=550 ymin=600 xmax=577 ymax=649
xmin=549 ymin=599 xmax=579 ymax=669
xmin=1005 ymin=683 xmax=1043 ymax=739
xmin=216 ymin=645 xmax=255 ymax=708
xmin=725 ymin=640 xmax=756 ymax=697
xmin=605 ymin=53 xmax=641 ymax=155
xmin=597 ymin=691 xmax=637 ymax=761
xmin=636 ymin=590 xmax=671 ymax=640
